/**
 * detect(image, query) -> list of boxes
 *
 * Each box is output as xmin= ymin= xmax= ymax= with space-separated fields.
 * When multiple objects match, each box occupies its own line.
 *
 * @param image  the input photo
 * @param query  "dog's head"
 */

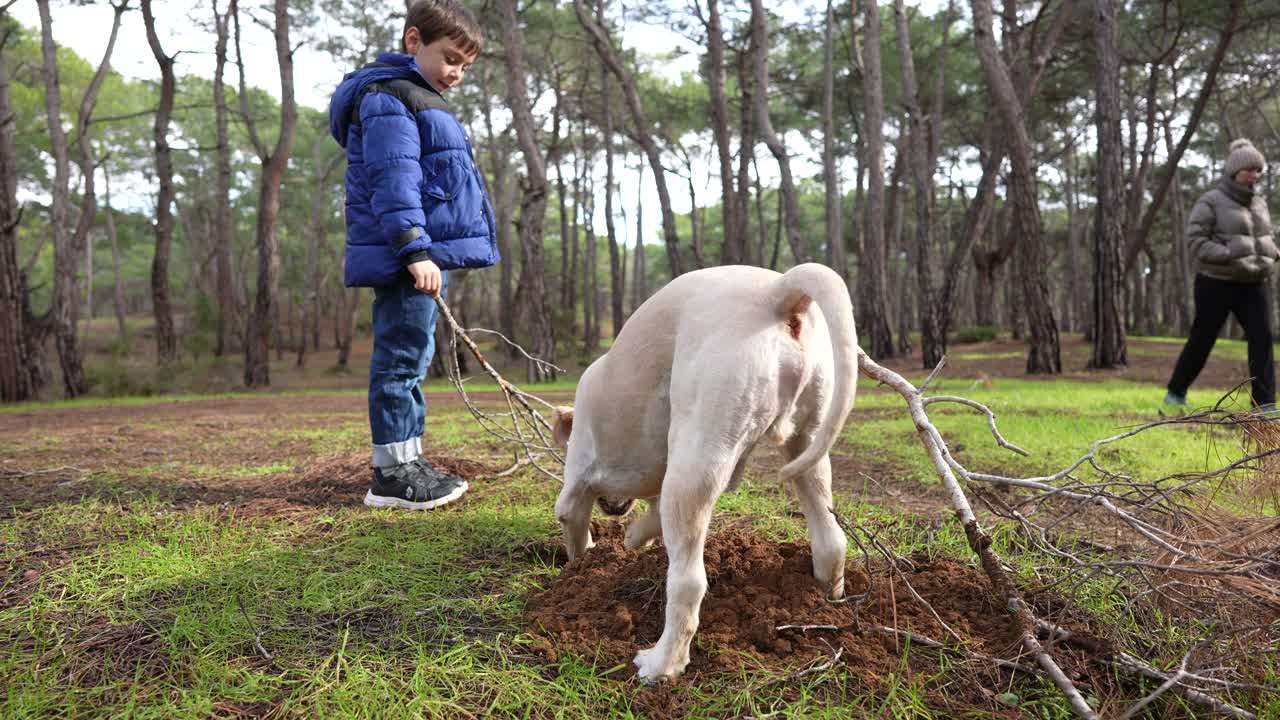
xmin=551 ymin=406 xmax=574 ymax=449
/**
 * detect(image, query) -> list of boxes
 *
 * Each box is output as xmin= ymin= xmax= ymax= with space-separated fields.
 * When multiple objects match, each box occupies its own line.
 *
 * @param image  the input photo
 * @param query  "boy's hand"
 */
xmin=407 ymin=259 xmax=442 ymax=296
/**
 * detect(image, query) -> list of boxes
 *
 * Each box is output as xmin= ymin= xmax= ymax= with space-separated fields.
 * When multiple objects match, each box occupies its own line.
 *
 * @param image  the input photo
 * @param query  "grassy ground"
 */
xmin=2 ymin=333 xmax=1278 ymax=718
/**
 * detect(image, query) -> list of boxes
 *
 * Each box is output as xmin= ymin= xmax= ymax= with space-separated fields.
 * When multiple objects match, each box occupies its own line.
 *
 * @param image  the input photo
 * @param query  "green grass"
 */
xmin=851 ymin=378 xmax=1251 ymax=485
xmin=2 ymin=378 xmax=1276 ymax=718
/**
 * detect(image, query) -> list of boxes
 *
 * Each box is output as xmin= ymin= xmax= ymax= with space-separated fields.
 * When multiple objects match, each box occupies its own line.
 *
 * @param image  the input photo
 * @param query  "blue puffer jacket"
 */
xmin=329 ymin=53 xmax=499 ymax=287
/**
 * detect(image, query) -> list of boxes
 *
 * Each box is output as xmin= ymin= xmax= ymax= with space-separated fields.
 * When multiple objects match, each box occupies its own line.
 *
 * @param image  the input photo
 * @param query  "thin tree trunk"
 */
xmin=71 ymin=0 xmax=125 ymax=333
xmin=139 ymin=0 xmax=179 ymax=367
xmin=552 ymin=82 xmax=569 ymax=309
xmin=583 ymin=160 xmax=600 ymax=352
xmin=702 ymin=0 xmax=740 ymax=266
xmin=235 ymin=0 xmax=298 ymax=387
xmin=753 ymin=157 xmax=769 ymax=269
xmin=735 ymin=43 xmax=758 ymax=267
xmin=1063 ymin=138 xmax=1080 ymax=334
xmin=894 ymin=0 xmax=942 ymax=368
xmin=1165 ymin=113 xmax=1190 ymax=334
xmin=631 ymin=162 xmax=647 ymax=311
xmin=1089 ymin=0 xmax=1127 ymax=368
xmin=749 ymin=0 xmax=808 ymax=265
xmin=970 ymin=0 xmax=1060 ymax=374
xmin=600 ymin=5 xmax=624 ymax=337
xmin=0 ymin=17 xmax=45 ymax=401
xmin=38 ymin=0 xmax=88 ymax=396
xmin=858 ymin=0 xmax=895 ymax=359
xmin=103 ymin=167 xmax=127 ymax=342
xmin=299 ymin=137 xmax=341 ymax=368
xmin=684 ymin=161 xmax=704 ymax=270
xmin=821 ymin=0 xmax=845 ymax=279
xmin=574 ymin=0 xmax=683 ymax=278
xmin=501 ymin=0 xmax=556 ymax=382
xmin=212 ymin=0 xmax=237 ymax=356
xmin=477 ymin=64 xmax=515 ymax=348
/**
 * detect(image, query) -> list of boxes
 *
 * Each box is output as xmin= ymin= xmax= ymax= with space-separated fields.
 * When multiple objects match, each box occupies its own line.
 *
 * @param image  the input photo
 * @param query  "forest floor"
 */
xmin=2 ymin=329 xmax=1277 ymax=718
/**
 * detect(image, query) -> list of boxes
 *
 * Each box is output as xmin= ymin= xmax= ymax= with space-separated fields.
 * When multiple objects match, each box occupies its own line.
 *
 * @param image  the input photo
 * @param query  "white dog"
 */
xmin=550 ymin=263 xmax=857 ymax=683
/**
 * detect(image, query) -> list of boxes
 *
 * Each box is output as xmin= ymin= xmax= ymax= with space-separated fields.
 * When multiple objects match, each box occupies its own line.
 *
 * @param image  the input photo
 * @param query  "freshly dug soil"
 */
xmin=525 ymin=523 xmax=1039 ymax=687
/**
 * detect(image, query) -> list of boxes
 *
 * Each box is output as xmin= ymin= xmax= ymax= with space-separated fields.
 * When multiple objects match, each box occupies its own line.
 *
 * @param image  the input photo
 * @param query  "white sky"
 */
xmin=14 ymin=1 xmax=943 ymax=249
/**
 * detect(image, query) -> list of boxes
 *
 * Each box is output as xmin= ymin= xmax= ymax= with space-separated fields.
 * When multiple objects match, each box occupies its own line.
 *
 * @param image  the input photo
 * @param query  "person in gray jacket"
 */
xmin=1166 ymin=138 xmax=1278 ymax=410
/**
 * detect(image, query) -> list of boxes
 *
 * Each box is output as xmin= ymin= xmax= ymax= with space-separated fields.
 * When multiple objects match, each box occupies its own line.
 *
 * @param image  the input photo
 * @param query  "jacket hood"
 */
xmin=329 ymin=53 xmax=426 ymax=147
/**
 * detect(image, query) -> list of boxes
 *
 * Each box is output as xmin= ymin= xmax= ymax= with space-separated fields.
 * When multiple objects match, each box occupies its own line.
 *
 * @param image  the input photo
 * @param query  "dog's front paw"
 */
xmin=633 ymin=645 xmax=686 ymax=683
xmin=828 ymin=576 xmax=846 ymax=601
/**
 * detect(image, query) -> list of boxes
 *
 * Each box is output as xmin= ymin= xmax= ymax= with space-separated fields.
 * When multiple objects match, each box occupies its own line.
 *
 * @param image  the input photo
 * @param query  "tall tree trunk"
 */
xmin=235 ymin=0 xmax=298 ymax=387
xmin=702 ymin=0 xmax=740 ymax=266
xmin=600 ymin=11 xmax=624 ymax=337
xmin=1063 ymin=138 xmax=1080 ymax=334
xmin=685 ymin=165 xmax=704 ymax=270
xmin=857 ymin=0 xmax=895 ymax=359
xmin=212 ymin=0 xmax=237 ymax=356
xmin=477 ymin=64 xmax=516 ymax=348
xmin=583 ymin=162 xmax=600 ymax=352
xmin=140 ymin=0 xmax=178 ymax=366
xmin=70 ymin=0 xmax=126 ymax=334
xmin=1122 ymin=0 xmax=1244 ymax=272
xmin=103 ymin=167 xmax=127 ymax=343
xmin=500 ymin=0 xmax=556 ymax=382
xmin=568 ymin=149 xmax=580 ymax=331
xmin=631 ymin=162 xmax=647 ymax=311
xmin=38 ymin=0 xmax=88 ymax=396
xmin=749 ymin=0 xmax=809 ymax=265
xmin=821 ymin=0 xmax=845 ymax=279
xmin=0 ymin=18 xmax=45 ymax=401
xmin=970 ymin=0 xmax=1060 ymax=374
xmin=1165 ymin=115 xmax=1190 ymax=334
xmin=735 ymin=44 xmax=758 ymax=266
xmin=552 ymin=83 xmax=569 ymax=309
xmin=894 ymin=0 xmax=942 ymax=368
xmin=1089 ymin=0 xmax=1127 ymax=368
xmin=889 ymin=144 xmax=911 ymax=357
xmin=574 ymin=0 xmax=683 ymax=278
xmin=300 ymin=137 xmax=341 ymax=368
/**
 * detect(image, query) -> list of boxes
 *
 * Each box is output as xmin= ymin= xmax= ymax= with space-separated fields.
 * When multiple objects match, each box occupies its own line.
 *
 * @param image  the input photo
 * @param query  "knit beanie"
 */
xmin=1224 ymin=138 xmax=1266 ymax=178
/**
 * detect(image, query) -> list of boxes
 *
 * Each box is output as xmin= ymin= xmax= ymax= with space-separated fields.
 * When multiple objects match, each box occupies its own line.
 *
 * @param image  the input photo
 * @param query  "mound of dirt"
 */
xmin=525 ymin=523 xmax=1034 ymax=687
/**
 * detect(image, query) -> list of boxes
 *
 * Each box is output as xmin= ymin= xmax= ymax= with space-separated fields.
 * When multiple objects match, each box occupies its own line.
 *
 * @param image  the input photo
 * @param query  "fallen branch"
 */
xmin=1036 ymin=621 xmax=1259 ymax=720
xmin=433 ymin=296 xmax=563 ymax=480
xmin=856 ymin=351 xmax=1099 ymax=720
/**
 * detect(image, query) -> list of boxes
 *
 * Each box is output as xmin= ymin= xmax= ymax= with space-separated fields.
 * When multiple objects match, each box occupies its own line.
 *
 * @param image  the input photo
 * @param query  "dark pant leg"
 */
xmin=1168 ymin=274 xmax=1233 ymax=396
xmin=1230 ymin=280 xmax=1275 ymax=407
xmin=368 ymin=272 xmax=447 ymax=462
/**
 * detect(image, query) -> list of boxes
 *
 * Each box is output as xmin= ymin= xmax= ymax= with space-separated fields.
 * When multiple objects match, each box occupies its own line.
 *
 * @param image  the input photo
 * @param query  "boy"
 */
xmin=328 ymin=0 xmax=499 ymax=510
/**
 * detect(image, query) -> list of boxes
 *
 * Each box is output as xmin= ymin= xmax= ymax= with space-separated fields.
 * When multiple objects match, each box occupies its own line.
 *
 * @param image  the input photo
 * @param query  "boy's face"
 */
xmin=404 ymin=28 xmax=477 ymax=93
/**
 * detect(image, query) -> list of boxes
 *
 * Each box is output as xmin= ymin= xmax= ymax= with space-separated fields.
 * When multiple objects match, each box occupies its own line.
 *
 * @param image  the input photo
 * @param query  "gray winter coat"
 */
xmin=1187 ymin=177 xmax=1278 ymax=283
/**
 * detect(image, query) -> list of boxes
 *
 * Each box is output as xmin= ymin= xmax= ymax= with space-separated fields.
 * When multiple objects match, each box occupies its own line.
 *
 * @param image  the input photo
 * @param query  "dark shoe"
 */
xmin=364 ymin=459 xmax=468 ymax=510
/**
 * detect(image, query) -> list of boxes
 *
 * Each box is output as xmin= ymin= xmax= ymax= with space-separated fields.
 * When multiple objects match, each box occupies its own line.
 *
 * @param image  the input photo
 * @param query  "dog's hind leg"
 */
xmin=633 ymin=441 xmax=735 ymax=683
xmin=624 ymin=497 xmax=662 ymax=549
xmin=785 ymin=438 xmax=847 ymax=600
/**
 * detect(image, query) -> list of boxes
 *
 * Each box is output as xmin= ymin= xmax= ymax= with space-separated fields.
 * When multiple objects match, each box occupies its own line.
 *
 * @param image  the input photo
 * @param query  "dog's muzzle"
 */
xmin=596 ymin=496 xmax=635 ymax=516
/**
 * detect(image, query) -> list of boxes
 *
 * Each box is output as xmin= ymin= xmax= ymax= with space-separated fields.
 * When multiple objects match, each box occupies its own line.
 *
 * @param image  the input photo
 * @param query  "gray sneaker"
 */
xmin=1163 ymin=391 xmax=1187 ymax=407
xmin=364 ymin=459 xmax=468 ymax=510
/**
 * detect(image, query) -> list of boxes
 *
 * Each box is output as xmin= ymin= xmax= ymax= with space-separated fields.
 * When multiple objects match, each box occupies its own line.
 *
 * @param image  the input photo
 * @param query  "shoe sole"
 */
xmin=363 ymin=481 xmax=469 ymax=510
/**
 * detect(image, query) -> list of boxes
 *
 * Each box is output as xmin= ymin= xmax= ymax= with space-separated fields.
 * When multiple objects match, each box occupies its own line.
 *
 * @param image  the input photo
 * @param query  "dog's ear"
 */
xmin=551 ymin=406 xmax=574 ymax=449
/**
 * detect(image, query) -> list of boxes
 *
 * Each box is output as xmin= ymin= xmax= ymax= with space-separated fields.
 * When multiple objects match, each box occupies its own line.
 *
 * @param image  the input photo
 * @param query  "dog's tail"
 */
xmin=774 ymin=263 xmax=858 ymax=483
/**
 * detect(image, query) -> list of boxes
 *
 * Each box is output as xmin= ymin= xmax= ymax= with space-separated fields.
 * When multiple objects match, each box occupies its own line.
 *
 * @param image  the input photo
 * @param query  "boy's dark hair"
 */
xmin=402 ymin=0 xmax=484 ymax=56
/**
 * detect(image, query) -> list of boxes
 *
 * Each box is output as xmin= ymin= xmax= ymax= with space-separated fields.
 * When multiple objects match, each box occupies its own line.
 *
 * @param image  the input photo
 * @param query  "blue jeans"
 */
xmin=369 ymin=271 xmax=447 ymax=467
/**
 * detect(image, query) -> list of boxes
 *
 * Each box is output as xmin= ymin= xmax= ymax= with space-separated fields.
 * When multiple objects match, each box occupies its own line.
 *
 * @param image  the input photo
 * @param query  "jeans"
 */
xmin=369 ymin=271 xmax=447 ymax=467
xmin=1167 ymin=274 xmax=1274 ymax=407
